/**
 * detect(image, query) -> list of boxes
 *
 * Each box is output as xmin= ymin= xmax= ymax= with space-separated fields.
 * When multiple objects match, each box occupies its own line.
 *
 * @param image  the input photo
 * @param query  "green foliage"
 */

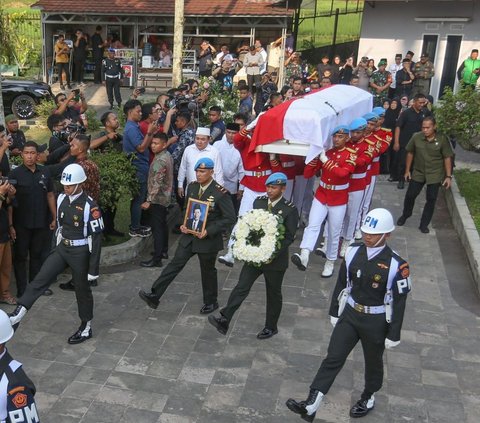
xmin=90 ymin=150 xmax=139 ymax=209
xmin=85 ymin=109 xmax=101 ymax=132
xmin=434 ymin=87 xmax=480 ymax=152
xmin=116 ymin=107 xmax=127 ymax=129
xmin=34 ymin=99 xmax=57 ymax=126
xmin=455 ymin=169 xmax=480 ymax=232
xmin=0 ymin=11 xmax=41 ymax=69
xmin=199 ymin=77 xmax=239 ymax=126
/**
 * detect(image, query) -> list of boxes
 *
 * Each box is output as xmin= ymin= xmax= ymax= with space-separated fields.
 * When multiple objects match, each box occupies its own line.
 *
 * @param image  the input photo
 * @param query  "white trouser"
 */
xmin=342 ymin=190 xmax=365 ymax=241
xmin=292 ymin=175 xmax=314 ymax=217
xmin=357 ymin=176 xmax=376 ymax=231
xmin=228 ymin=186 xmax=266 ymax=249
xmin=300 ymin=198 xmax=347 ymax=261
xmin=284 ymin=179 xmax=294 ymax=202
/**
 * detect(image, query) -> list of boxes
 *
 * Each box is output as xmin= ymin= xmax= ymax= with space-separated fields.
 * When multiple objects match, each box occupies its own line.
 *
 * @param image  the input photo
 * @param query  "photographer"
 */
xmin=198 ymin=40 xmax=216 ymax=77
xmin=91 ymin=111 xmax=123 ymax=152
xmin=47 ymin=114 xmax=72 ymax=155
xmin=54 ymin=91 xmax=88 ymax=127
xmin=353 ymin=56 xmax=371 ymax=91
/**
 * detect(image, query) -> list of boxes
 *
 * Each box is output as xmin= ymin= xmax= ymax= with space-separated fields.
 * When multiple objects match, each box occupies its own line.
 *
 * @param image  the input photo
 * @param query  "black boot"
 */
xmin=349 ymin=395 xmax=375 ymax=418
xmin=207 ymin=313 xmax=229 ymax=335
xmin=68 ymin=322 xmax=92 ymax=344
xmin=59 ymin=279 xmax=75 ymax=291
xmin=286 ymin=389 xmax=323 ymax=421
xmin=138 ymin=289 xmax=160 ymax=309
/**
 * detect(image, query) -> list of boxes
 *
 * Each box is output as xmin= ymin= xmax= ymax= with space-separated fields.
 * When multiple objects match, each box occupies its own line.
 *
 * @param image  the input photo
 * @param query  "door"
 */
xmin=439 ymin=35 xmax=462 ymax=97
xmin=422 ymin=35 xmax=438 ymax=63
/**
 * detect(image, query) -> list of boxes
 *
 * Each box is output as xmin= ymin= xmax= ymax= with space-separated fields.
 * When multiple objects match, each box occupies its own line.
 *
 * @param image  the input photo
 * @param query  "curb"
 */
xmin=100 ymin=235 xmax=152 ymax=267
xmin=444 ymin=177 xmax=480 ymax=292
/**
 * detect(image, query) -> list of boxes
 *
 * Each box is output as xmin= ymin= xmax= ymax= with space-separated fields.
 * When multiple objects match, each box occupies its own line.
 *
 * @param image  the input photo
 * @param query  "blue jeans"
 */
xmin=130 ymin=178 xmax=147 ymax=229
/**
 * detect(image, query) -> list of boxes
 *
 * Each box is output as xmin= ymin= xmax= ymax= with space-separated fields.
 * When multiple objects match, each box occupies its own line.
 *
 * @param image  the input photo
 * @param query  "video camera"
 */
xmin=168 ymin=94 xmax=198 ymax=114
xmin=67 ymin=123 xmax=87 ymax=135
xmin=0 ymin=176 xmax=17 ymax=186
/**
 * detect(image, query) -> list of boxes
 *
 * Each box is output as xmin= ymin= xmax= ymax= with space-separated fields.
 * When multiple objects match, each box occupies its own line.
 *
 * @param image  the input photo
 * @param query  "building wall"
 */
xmin=358 ymin=1 xmax=479 ymax=99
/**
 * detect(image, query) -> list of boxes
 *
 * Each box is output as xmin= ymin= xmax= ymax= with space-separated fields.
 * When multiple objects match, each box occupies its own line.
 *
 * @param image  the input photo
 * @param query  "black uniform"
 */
xmin=221 ymin=196 xmax=298 ymax=331
xmin=311 ymin=243 xmax=411 ymax=399
xmin=101 ymin=57 xmax=124 ymax=107
xmin=0 ymin=350 xmax=39 ymax=422
xmin=150 ymin=180 xmax=235 ymax=306
xmin=91 ymin=32 xmax=104 ymax=84
xmin=17 ymin=191 xmax=103 ymax=325
xmin=9 ymin=164 xmax=55 ymax=297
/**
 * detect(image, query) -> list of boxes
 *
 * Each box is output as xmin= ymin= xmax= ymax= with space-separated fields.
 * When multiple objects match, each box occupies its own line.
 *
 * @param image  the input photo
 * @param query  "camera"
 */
xmin=67 ymin=123 xmax=87 ymax=135
xmin=0 ymin=177 xmax=17 ymax=186
xmin=137 ymin=87 xmax=146 ymax=94
xmin=168 ymin=94 xmax=198 ymax=114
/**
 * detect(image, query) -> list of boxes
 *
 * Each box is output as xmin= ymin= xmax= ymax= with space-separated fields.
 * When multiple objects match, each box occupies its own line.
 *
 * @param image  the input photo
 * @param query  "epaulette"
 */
xmin=215 ymin=184 xmax=228 ymax=193
xmin=365 ymin=138 xmax=376 ymax=145
xmin=257 ymin=195 xmax=268 ymax=200
xmin=287 ymin=201 xmax=295 ymax=208
xmin=382 ymin=127 xmax=392 ymax=132
xmin=345 ymin=147 xmax=356 ymax=154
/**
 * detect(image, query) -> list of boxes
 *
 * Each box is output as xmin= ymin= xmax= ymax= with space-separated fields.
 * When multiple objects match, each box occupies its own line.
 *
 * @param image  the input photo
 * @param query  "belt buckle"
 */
xmin=63 ymin=239 xmax=69 ymax=246
xmin=354 ymin=303 xmax=364 ymax=313
xmin=326 ymin=184 xmax=332 ymax=190
xmin=256 ymin=171 xmax=262 ymax=177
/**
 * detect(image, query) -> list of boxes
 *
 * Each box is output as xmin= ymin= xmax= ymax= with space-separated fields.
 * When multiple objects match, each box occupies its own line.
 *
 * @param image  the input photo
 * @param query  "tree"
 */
xmin=434 ymin=87 xmax=480 ymax=152
xmin=172 ymin=0 xmax=185 ymax=87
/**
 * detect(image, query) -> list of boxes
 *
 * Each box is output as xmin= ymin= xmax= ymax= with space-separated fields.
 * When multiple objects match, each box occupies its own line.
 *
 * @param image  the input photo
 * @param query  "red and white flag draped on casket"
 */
xmin=249 ymin=85 xmax=373 ymax=165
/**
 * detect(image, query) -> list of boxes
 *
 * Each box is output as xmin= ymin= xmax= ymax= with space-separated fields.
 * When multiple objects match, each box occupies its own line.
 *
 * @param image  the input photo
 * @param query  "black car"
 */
xmin=1 ymin=78 xmax=53 ymax=120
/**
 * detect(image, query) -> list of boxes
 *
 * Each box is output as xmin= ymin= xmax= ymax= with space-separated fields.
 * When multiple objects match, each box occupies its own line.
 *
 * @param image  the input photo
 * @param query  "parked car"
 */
xmin=1 ymin=78 xmax=53 ymax=120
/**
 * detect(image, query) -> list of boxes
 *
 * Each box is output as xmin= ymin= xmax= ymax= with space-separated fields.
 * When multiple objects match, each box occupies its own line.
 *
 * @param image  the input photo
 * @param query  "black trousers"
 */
xmin=103 ymin=206 xmax=117 ymax=234
xmin=93 ymin=57 xmax=103 ymax=83
xmin=19 ymin=243 xmax=93 ymax=322
xmin=221 ymin=264 xmax=285 ymax=330
xmin=247 ymin=74 xmax=261 ymax=95
xmin=105 ymin=77 xmax=122 ymax=106
xmin=311 ymin=306 xmax=387 ymax=396
xmin=73 ymin=58 xmax=85 ymax=83
xmin=390 ymin=144 xmax=407 ymax=181
xmin=56 ymin=62 xmax=70 ymax=85
xmin=13 ymin=226 xmax=51 ymax=297
xmin=401 ymin=180 xmax=441 ymax=229
xmin=151 ymin=203 xmax=169 ymax=260
xmin=151 ymin=241 xmax=218 ymax=305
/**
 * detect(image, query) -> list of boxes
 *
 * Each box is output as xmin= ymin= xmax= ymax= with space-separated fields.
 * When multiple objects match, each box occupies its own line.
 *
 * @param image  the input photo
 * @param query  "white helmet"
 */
xmin=0 ymin=310 xmax=14 ymax=344
xmin=361 ymin=208 xmax=395 ymax=234
xmin=61 ymin=163 xmax=87 ymax=185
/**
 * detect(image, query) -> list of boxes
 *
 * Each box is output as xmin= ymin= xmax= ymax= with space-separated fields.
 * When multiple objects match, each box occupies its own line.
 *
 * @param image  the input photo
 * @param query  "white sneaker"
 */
xmin=355 ymin=229 xmax=362 ymax=240
xmin=291 ymin=248 xmax=309 ymax=271
xmin=339 ymin=240 xmax=351 ymax=258
xmin=218 ymin=251 xmax=234 ymax=267
xmin=321 ymin=260 xmax=335 ymax=278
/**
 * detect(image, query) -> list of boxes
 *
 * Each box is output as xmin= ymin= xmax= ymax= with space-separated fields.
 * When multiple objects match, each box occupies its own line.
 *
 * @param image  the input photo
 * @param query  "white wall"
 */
xmin=358 ymin=1 xmax=479 ymax=99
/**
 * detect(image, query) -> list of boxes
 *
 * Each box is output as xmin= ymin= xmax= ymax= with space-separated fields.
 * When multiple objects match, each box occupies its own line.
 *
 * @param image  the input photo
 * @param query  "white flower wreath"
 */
xmin=232 ymin=209 xmax=285 ymax=266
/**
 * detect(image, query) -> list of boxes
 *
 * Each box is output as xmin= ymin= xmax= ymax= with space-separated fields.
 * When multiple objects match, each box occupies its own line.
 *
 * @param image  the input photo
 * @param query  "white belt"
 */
xmin=105 ymin=74 xmax=121 ymax=78
xmin=367 ymin=164 xmax=372 ymax=170
xmin=319 ymin=181 xmax=349 ymax=190
xmin=351 ymin=172 xmax=367 ymax=179
xmin=62 ymin=238 xmax=88 ymax=247
xmin=281 ymin=161 xmax=296 ymax=168
xmin=245 ymin=169 xmax=272 ymax=177
xmin=347 ymin=296 xmax=385 ymax=314
xmin=373 ymin=157 xmax=380 ymax=162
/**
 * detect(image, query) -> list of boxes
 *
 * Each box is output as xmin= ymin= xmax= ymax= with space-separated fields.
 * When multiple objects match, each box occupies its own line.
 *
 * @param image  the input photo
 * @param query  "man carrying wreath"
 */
xmin=208 ymin=172 xmax=298 ymax=339
xmin=138 ymin=157 xmax=236 ymax=315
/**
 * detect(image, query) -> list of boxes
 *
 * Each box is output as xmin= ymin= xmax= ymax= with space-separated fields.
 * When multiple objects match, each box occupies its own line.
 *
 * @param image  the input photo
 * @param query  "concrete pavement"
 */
xmin=2 ymin=176 xmax=479 ymax=422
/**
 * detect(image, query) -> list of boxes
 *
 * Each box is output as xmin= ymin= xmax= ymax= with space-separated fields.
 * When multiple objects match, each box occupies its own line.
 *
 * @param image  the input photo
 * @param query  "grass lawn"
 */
xmin=455 ymin=169 xmax=480 ymax=233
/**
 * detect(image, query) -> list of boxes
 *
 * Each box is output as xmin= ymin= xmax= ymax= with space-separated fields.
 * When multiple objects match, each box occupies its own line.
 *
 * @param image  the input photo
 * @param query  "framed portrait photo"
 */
xmin=183 ymin=198 xmax=209 ymax=235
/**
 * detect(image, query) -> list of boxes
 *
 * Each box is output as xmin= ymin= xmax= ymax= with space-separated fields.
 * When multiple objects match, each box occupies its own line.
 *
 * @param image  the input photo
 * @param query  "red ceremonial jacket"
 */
xmin=304 ymin=146 xmax=357 ymax=206
xmin=270 ymin=154 xmax=297 ymax=180
xmin=346 ymin=138 xmax=375 ymax=192
xmin=370 ymin=128 xmax=392 ymax=176
xmin=234 ymin=130 xmax=272 ymax=192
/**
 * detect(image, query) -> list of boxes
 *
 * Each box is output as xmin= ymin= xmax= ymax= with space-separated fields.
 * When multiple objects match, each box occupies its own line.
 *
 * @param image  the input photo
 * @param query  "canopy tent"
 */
xmin=253 ymin=85 xmax=373 ymax=163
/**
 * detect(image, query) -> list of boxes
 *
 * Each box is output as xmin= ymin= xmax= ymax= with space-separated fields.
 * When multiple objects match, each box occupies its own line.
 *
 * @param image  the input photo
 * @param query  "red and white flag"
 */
xmin=249 ymin=85 xmax=373 ymax=164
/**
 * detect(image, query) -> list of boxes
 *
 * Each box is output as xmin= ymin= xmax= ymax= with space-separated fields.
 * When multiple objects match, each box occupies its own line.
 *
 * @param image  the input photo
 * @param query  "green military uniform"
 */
xmin=150 ymin=179 xmax=236 ymax=306
xmin=369 ymin=69 xmax=392 ymax=107
xmin=220 ymin=195 xmax=298 ymax=332
xmin=412 ymin=59 xmax=435 ymax=96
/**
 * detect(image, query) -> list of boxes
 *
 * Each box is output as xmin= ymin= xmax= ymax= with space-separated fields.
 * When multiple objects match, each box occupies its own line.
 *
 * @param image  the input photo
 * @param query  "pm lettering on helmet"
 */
xmin=365 ymin=216 xmax=378 ymax=228
xmin=62 ymin=172 xmax=72 ymax=182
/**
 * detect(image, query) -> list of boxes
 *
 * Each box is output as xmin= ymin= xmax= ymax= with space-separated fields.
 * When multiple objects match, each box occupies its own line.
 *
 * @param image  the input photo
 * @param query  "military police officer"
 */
xmin=102 ymin=48 xmax=124 ymax=109
xmin=286 ymin=208 xmax=411 ymax=421
xmin=9 ymin=164 xmax=104 ymax=345
xmin=208 ymin=172 xmax=298 ymax=339
xmin=0 ymin=310 xmax=40 ymax=422
xmin=139 ymin=157 xmax=236 ymax=314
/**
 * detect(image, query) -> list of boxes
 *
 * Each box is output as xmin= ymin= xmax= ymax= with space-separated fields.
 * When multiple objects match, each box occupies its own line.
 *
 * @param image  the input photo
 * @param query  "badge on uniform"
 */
xmin=377 ymin=263 xmax=389 ymax=270
xmin=207 ymin=195 xmax=215 ymax=209
xmin=76 ymin=205 xmax=84 ymax=211
xmin=372 ymin=274 xmax=381 ymax=288
xmin=356 ymin=269 xmax=361 ymax=278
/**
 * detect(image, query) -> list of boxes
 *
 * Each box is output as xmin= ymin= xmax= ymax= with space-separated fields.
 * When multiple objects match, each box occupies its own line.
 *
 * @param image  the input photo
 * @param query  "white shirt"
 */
xmin=213 ymin=136 xmax=245 ymax=194
xmin=388 ymin=63 xmax=402 ymax=89
xmin=258 ymin=48 xmax=268 ymax=73
xmin=177 ymin=144 xmax=224 ymax=187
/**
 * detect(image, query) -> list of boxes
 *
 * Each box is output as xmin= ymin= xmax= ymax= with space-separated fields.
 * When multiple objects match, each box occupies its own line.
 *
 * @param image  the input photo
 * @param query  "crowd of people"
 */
xmin=0 ymin=37 xmax=471 ymax=420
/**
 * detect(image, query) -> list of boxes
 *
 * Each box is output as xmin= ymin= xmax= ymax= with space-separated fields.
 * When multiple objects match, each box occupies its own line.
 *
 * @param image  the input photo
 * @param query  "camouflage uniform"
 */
xmin=412 ymin=60 xmax=435 ymax=96
xmin=369 ymin=70 xmax=392 ymax=107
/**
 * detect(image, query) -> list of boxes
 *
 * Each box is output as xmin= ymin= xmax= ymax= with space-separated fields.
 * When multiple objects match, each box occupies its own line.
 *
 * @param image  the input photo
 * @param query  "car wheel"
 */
xmin=12 ymin=94 xmax=36 ymax=120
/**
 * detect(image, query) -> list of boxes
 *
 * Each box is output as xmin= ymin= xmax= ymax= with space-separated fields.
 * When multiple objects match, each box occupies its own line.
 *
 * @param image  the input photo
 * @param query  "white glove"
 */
xmin=269 ymin=153 xmax=277 ymax=160
xmin=319 ymin=151 xmax=328 ymax=163
xmin=330 ymin=316 xmax=338 ymax=327
xmin=385 ymin=338 xmax=400 ymax=349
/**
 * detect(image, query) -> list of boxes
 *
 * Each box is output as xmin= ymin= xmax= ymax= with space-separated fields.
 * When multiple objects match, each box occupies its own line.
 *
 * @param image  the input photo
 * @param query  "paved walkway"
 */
xmin=2 ymin=178 xmax=479 ymax=423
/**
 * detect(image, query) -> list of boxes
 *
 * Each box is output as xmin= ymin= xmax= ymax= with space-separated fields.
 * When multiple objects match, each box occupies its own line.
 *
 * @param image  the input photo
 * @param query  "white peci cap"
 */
xmin=196 ymin=127 xmax=211 ymax=137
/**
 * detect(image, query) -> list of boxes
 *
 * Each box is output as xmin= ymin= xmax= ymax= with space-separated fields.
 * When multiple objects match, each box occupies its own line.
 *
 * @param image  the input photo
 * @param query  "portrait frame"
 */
xmin=183 ymin=198 xmax=209 ymax=235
